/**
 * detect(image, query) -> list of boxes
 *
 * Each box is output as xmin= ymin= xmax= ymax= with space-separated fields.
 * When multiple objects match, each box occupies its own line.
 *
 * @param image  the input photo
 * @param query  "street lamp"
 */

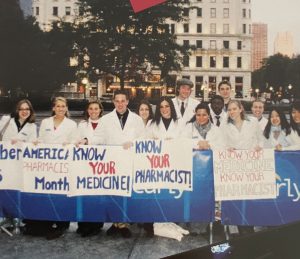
xmin=255 ymin=88 xmax=259 ymax=99
xmin=81 ymin=77 xmax=89 ymax=99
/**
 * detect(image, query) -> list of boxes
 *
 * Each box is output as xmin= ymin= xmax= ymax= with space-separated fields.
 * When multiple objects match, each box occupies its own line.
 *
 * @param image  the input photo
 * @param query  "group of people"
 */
xmin=0 ymin=78 xmax=299 ymax=240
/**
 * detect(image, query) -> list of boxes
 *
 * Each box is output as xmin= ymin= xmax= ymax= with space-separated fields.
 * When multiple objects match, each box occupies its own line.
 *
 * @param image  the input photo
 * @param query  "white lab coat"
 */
xmin=249 ymin=116 xmax=268 ymax=132
xmin=209 ymin=105 xmax=228 ymax=127
xmin=181 ymin=122 xmax=225 ymax=149
xmin=284 ymin=130 xmax=300 ymax=150
xmin=77 ymin=118 xmax=100 ymax=141
xmin=172 ymin=97 xmax=199 ymax=123
xmin=263 ymin=129 xmax=292 ymax=149
xmin=91 ymin=109 xmax=144 ymax=145
xmin=38 ymin=116 xmax=78 ymax=144
xmin=221 ymin=119 xmax=264 ymax=149
xmin=1 ymin=117 xmax=37 ymax=142
xmin=146 ymin=118 xmax=184 ymax=140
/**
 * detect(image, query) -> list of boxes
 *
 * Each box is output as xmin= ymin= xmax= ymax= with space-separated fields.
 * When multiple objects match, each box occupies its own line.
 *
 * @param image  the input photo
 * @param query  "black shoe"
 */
xmin=119 ymin=227 xmax=132 ymax=238
xmin=106 ymin=225 xmax=119 ymax=236
xmin=80 ymin=228 xmax=101 ymax=238
xmin=143 ymin=223 xmax=154 ymax=237
xmin=46 ymin=229 xmax=65 ymax=240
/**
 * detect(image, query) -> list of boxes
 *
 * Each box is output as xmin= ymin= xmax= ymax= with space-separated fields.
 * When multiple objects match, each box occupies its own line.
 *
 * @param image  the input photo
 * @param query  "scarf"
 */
xmin=270 ymin=125 xmax=281 ymax=140
xmin=194 ymin=121 xmax=212 ymax=139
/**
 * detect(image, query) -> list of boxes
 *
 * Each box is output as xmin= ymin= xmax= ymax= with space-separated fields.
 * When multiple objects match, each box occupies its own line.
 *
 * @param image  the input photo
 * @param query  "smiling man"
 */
xmin=172 ymin=78 xmax=200 ymax=123
xmin=251 ymin=100 xmax=268 ymax=131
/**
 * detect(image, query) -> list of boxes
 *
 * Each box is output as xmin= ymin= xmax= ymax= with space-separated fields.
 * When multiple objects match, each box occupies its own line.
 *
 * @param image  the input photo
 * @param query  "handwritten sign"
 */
xmin=133 ymin=139 xmax=193 ymax=192
xmin=213 ymin=149 xmax=276 ymax=201
xmin=22 ymin=143 xmax=70 ymax=195
xmin=0 ymin=142 xmax=23 ymax=190
xmin=69 ymin=145 xmax=133 ymax=197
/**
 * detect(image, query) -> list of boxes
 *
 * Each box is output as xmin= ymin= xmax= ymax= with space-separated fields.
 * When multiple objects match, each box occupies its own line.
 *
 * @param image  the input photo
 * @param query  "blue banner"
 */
xmin=221 ymin=151 xmax=300 ymax=226
xmin=0 ymin=150 xmax=214 ymax=222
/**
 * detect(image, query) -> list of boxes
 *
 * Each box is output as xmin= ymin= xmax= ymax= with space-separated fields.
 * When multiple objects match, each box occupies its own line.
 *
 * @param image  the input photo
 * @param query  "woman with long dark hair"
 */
xmin=263 ymin=108 xmax=291 ymax=149
xmin=136 ymin=99 xmax=154 ymax=127
xmin=147 ymin=96 xmax=183 ymax=139
xmin=283 ymin=102 xmax=300 ymax=150
xmin=182 ymin=102 xmax=224 ymax=149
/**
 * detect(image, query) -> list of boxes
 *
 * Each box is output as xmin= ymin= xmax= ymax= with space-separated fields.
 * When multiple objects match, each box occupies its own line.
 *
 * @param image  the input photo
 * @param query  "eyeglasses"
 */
xmin=19 ymin=108 xmax=30 ymax=111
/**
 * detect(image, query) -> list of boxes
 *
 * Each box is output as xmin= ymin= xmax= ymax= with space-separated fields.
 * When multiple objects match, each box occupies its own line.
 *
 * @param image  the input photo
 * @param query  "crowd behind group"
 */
xmin=0 ymin=78 xmax=300 ymax=240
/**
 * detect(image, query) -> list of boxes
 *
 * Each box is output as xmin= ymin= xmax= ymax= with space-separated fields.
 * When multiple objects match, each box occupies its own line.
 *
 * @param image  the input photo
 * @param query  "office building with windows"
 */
xmin=32 ymin=0 xmax=78 ymax=31
xmin=169 ymin=0 xmax=252 ymax=99
xmin=252 ymin=23 xmax=268 ymax=71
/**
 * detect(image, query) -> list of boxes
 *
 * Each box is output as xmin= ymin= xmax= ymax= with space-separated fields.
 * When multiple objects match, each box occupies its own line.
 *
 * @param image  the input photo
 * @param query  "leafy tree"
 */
xmin=72 ymin=0 xmax=192 ymax=89
xmin=0 ymin=0 xmax=76 ymax=100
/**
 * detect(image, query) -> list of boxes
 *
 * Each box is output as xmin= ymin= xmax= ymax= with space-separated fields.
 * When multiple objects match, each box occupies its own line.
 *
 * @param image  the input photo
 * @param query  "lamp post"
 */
xmin=81 ymin=77 xmax=88 ymax=99
xmin=255 ymin=88 xmax=259 ymax=99
xmin=288 ymin=84 xmax=293 ymax=102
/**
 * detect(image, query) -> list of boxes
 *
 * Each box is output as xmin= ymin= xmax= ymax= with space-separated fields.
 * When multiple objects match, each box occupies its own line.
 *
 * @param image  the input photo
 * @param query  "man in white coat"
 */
xmin=210 ymin=95 xmax=227 ymax=127
xmin=172 ymin=78 xmax=199 ymax=123
xmin=91 ymin=89 xmax=144 ymax=238
xmin=251 ymin=100 xmax=268 ymax=131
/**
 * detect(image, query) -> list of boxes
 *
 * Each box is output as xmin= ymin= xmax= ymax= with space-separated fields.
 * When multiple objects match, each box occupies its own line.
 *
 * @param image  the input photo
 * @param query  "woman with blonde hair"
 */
xmin=23 ymin=97 xmax=77 ymax=240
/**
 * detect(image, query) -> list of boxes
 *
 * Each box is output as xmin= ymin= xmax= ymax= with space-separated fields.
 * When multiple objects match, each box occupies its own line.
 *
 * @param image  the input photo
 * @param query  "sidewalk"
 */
xmin=0 ymin=223 xmax=219 ymax=259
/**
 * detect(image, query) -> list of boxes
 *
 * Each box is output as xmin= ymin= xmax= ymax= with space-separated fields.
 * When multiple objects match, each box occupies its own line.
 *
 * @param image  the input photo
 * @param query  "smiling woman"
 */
xmin=1 ymin=99 xmax=37 ymax=143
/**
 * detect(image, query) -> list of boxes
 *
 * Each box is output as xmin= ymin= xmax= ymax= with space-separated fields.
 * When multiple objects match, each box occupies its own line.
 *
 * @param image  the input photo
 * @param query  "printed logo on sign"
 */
xmin=130 ymin=0 xmax=166 ymax=13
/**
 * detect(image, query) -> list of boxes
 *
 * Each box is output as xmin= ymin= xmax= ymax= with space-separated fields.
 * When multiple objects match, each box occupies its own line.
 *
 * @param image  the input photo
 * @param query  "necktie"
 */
xmin=215 ymin=115 xmax=221 ymax=127
xmin=180 ymin=102 xmax=185 ymax=116
xmin=119 ymin=115 xmax=124 ymax=129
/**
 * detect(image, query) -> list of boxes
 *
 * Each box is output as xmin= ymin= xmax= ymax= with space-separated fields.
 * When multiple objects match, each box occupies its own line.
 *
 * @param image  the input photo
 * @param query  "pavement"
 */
xmin=0 ymin=222 xmax=222 ymax=259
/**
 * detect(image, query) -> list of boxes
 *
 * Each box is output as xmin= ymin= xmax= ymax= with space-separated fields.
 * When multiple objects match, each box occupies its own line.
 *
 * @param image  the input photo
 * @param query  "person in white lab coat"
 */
xmin=218 ymin=80 xmax=232 ymax=112
xmin=222 ymin=100 xmax=264 ymax=151
xmin=1 ymin=99 xmax=37 ymax=143
xmin=172 ymin=78 xmax=199 ymax=123
xmin=147 ymin=96 xmax=183 ymax=139
xmin=285 ymin=101 xmax=300 ymax=150
xmin=38 ymin=97 xmax=78 ymax=145
xmin=136 ymin=99 xmax=154 ymax=127
xmin=263 ymin=108 xmax=291 ymax=150
xmin=24 ymin=97 xmax=77 ymax=240
xmin=76 ymin=100 xmax=104 ymax=237
xmin=209 ymin=95 xmax=227 ymax=127
xmin=222 ymin=100 xmax=264 ymax=235
xmin=182 ymin=103 xmax=225 ymax=150
xmin=0 ymin=100 xmax=37 ymax=235
xmin=250 ymin=100 xmax=268 ymax=131
xmin=92 ymin=89 xmax=144 ymax=238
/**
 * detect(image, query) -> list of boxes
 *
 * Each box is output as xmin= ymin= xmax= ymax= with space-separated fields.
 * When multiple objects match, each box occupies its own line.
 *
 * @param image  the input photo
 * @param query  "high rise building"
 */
xmin=169 ymin=0 xmax=252 ymax=99
xmin=251 ymin=23 xmax=267 ymax=71
xmin=274 ymin=31 xmax=294 ymax=58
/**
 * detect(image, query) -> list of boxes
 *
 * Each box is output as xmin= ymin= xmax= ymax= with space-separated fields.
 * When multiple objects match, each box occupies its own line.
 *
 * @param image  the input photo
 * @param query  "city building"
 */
xmin=274 ymin=31 xmax=294 ymax=58
xmin=169 ymin=0 xmax=252 ymax=99
xmin=251 ymin=23 xmax=267 ymax=71
xmin=32 ymin=0 xmax=78 ymax=31
xmin=31 ymin=0 xmax=253 ymax=100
